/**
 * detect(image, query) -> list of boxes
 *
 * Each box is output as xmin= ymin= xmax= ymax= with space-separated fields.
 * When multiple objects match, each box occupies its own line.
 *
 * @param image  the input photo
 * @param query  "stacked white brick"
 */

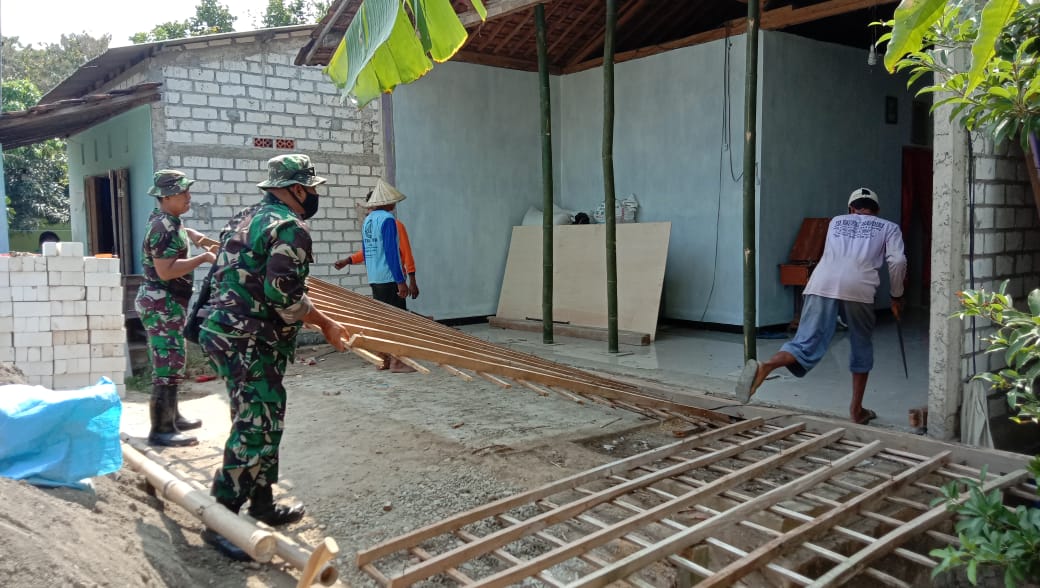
xmin=0 ymin=242 xmax=127 ymax=396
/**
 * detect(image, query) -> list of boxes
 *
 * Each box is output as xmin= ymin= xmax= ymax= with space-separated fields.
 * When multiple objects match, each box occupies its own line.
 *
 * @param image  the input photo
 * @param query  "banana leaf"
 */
xmin=967 ymin=0 xmax=1020 ymax=92
xmin=325 ymin=0 xmax=486 ymax=107
xmin=884 ymin=0 xmax=947 ymax=72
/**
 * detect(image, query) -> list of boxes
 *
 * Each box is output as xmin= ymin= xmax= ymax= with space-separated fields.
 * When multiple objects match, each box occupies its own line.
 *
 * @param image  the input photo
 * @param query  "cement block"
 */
xmin=88 ymin=315 xmax=125 ymax=330
xmin=90 ymin=329 xmax=126 ymax=344
xmin=13 ymin=317 xmax=42 ymax=332
xmin=87 ymin=301 xmax=124 ymax=317
xmin=53 ymin=374 xmax=94 ymax=390
xmin=95 ymin=258 xmax=121 ymax=274
xmin=15 ymin=331 xmax=52 ymax=348
xmin=42 ymin=242 xmax=59 ymax=257
xmin=84 ymin=258 xmax=99 ymax=273
xmin=49 ymin=286 xmax=86 ymax=302
xmin=56 ymin=242 xmax=85 ymax=257
xmin=91 ymin=356 xmax=126 ymax=373
xmin=85 ymin=273 xmax=121 ymax=287
xmin=0 ymin=346 xmax=13 ymax=363
xmin=22 ymin=360 xmax=52 ymax=376
xmin=47 ymin=256 xmax=84 ymax=273
xmin=0 ymin=316 xmax=12 ymax=333
xmin=10 ymin=272 xmax=47 ymax=287
xmin=51 ymin=316 xmax=88 ymax=331
xmin=12 ymin=301 xmax=51 ymax=317
xmin=59 ymin=271 xmax=85 ymax=286
xmin=54 ymin=344 xmax=91 ymax=360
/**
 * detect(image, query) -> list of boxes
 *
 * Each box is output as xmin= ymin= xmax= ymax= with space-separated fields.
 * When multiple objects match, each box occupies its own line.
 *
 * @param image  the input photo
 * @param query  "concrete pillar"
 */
xmin=928 ymin=101 xmax=969 ymax=440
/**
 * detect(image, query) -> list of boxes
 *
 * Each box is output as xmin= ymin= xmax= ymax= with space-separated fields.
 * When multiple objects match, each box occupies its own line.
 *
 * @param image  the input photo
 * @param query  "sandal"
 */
xmin=853 ymin=408 xmax=877 ymax=425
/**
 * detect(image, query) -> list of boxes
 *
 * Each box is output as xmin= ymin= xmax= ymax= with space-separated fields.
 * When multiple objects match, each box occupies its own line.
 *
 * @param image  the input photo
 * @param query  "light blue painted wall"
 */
xmin=555 ymin=38 xmax=750 ymax=325
xmin=392 ymin=62 xmax=544 ymax=319
xmin=759 ymin=32 xmax=916 ymax=325
xmin=67 ymin=105 xmax=154 ymax=273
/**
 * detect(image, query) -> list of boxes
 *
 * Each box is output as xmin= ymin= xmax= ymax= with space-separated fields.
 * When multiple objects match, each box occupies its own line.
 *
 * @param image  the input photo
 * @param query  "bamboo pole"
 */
xmin=742 ymin=0 xmax=760 ymax=362
xmin=603 ymin=0 xmax=619 ymax=353
xmin=122 ymin=436 xmax=338 ymax=585
xmin=536 ymin=2 xmax=555 ymax=345
xmin=120 ymin=442 xmax=277 ymax=563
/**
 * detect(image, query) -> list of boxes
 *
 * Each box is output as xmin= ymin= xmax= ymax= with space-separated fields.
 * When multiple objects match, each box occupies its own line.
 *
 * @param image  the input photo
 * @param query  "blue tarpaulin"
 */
xmin=0 ymin=378 xmax=122 ymax=487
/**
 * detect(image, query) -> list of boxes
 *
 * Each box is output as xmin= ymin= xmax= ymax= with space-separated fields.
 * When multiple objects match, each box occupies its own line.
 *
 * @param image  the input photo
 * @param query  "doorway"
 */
xmin=901 ymin=146 xmax=933 ymax=310
xmin=84 ymin=168 xmax=132 ymax=275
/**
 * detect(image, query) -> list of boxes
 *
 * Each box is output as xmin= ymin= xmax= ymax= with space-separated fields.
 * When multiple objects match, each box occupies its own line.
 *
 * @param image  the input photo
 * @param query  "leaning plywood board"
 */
xmin=496 ymin=223 xmax=671 ymax=340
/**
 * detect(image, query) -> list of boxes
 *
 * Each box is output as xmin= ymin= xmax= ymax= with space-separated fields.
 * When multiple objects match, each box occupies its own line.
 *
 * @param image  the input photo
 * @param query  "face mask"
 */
xmin=297 ymin=187 xmax=320 ymax=220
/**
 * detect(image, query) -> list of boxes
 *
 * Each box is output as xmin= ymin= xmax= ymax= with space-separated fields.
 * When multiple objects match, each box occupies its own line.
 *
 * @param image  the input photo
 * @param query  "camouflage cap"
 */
xmin=256 ymin=154 xmax=328 ymax=189
xmin=148 ymin=170 xmax=195 ymax=197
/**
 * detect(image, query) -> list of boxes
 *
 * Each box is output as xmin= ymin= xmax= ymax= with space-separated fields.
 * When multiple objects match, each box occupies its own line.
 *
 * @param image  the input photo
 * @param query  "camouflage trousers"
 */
xmin=135 ymin=284 xmax=188 ymax=386
xmin=199 ymin=321 xmax=296 ymax=511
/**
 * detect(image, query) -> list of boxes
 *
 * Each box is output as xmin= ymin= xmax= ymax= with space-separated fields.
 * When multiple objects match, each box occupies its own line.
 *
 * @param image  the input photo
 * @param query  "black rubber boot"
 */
xmin=201 ymin=528 xmax=252 ymax=561
xmin=247 ymin=485 xmax=305 ymax=526
xmin=167 ymin=384 xmax=203 ymax=431
xmin=147 ymin=385 xmax=198 ymax=447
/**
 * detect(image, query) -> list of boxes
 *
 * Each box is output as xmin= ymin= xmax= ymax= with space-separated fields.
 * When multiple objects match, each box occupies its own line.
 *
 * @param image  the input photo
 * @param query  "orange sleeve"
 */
xmin=349 ymin=250 xmax=364 ymax=264
xmin=396 ymin=219 xmax=416 ymax=274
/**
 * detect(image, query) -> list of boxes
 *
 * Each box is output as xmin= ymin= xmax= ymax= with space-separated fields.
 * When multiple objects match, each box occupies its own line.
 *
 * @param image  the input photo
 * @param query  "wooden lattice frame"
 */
xmin=355 ymin=419 xmax=1031 ymax=587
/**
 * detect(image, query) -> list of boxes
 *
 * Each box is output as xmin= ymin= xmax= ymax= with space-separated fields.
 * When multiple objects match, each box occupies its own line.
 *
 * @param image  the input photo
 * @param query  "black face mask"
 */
xmin=297 ymin=187 xmax=320 ymax=220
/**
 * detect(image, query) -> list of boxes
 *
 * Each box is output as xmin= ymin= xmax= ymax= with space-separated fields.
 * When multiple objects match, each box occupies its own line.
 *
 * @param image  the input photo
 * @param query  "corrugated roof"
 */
xmin=0 ymin=83 xmax=162 ymax=150
xmin=41 ymin=25 xmax=315 ymax=104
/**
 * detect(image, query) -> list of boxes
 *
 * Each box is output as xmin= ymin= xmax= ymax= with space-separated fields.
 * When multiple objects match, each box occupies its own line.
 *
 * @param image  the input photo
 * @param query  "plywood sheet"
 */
xmin=496 ymin=223 xmax=670 ymax=340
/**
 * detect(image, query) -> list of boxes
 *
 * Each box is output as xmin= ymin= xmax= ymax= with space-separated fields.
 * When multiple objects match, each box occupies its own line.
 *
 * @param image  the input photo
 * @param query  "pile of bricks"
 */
xmin=0 ymin=242 xmax=127 ymax=395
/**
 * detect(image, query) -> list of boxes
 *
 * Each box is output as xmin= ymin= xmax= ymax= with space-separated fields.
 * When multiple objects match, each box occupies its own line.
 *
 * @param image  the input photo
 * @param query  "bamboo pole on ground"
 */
xmin=122 ymin=437 xmax=338 ymax=585
xmin=121 ymin=441 xmax=277 ymax=562
xmin=536 ymin=2 xmax=555 ymax=345
xmin=603 ymin=0 xmax=619 ymax=353
xmin=742 ymin=0 xmax=760 ymax=362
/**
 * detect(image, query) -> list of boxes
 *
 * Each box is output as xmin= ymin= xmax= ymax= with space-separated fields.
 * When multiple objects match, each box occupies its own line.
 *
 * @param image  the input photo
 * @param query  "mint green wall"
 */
xmin=392 ymin=62 xmax=543 ymax=320
xmin=759 ymin=32 xmax=916 ymax=325
xmin=67 ymin=105 xmax=154 ymax=273
xmin=555 ymin=38 xmax=750 ymax=325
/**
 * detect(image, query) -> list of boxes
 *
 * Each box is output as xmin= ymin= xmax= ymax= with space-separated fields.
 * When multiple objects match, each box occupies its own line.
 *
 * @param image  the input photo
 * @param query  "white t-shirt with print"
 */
xmin=804 ymin=213 xmax=907 ymax=304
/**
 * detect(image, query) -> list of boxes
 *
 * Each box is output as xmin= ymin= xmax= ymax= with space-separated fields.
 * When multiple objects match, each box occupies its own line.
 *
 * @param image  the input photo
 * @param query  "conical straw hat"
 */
xmin=363 ymin=178 xmax=407 ymax=207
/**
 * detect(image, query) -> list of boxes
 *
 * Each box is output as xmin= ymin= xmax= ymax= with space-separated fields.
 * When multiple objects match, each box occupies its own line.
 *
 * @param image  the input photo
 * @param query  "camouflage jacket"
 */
xmin=201 ymin=192 xmax=315 ymax=343
xmin=141 ymin=208 xmax=194 ymax=304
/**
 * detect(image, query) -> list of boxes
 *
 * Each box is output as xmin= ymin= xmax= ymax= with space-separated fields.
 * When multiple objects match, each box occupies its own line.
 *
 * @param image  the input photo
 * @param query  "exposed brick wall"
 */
xmin=960 ymin=137 xmax=1040 ymax=377
xmin=99 ymin=30 xmax=385 ymax=293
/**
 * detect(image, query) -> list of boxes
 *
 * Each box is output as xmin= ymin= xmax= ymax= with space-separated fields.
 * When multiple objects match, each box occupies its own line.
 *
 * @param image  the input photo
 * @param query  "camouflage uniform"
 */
xmin=136 ymin=171 xmax=196 ymax=385
xmin=201 ymin=154 xmax=326 ymax=512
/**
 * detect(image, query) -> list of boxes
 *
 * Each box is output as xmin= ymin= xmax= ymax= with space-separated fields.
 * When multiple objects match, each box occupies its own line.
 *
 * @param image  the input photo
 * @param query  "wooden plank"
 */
xmin=472 ymin=426 xmax=852 ymax=586
xmin=809 ymin=470 xmax=1031 ymax=587
xmin=571 ymin=440 xmax=883 ymax=587
xmin=440 ymin=364 xmax=474 ymax=381
xmin=356 ymin=419 xmax=764 ymax=566
xmin=699 ymin=451 xmax=950 ymax=587
xmin=396 ymin=356 xmax=430 ymax=374
xmin=458 ymin=0 xmax=555 ymax=27
xmin=760 ymin=0 xmax=897 ymax=29
xmin=488 ymin=315 xmax=650 ymax=346
xmin=477 ymin=371 xmax=512 ymax=389
xmin=495 ymin=224 xmax=670 ymax=341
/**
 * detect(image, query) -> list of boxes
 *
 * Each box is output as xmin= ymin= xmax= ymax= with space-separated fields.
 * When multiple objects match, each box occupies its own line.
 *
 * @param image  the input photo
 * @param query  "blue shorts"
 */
xmin=781 ymin=294 xmax=876 ymax=376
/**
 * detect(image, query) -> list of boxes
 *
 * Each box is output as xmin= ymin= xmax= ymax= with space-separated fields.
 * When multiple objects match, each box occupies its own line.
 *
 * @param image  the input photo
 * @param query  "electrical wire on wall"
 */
xmin=699 ymin=36 xmax=741 ymax=322
xmin=967 ymin=133 xmax=978 ymax=376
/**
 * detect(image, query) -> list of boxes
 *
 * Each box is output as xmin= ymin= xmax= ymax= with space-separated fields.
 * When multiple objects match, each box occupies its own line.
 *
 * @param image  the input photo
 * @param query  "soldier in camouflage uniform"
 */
xmin=136 ymin=170 xmax=216 ymax=447
xmin=198 ymin=154 xmax=346 ymax=560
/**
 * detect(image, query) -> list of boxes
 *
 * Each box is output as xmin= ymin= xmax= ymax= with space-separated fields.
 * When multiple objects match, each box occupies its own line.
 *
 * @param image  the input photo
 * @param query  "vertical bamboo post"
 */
xmin=536 ymin=3 xmax=555 ymax=345
xmin=603 ymin=0 xmax=619 ymax=353
xmin=742 ymin=0 xmax=760 ymax=362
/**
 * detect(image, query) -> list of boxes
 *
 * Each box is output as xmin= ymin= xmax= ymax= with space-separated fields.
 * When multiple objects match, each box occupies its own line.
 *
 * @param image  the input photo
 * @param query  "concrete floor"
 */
xmin=462 ymin=310 xmax=929 ymax=432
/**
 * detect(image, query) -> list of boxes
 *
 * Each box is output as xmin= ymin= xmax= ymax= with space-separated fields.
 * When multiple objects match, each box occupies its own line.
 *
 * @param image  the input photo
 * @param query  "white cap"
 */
xmin=848 ymin=187 xmax=879 ymax=207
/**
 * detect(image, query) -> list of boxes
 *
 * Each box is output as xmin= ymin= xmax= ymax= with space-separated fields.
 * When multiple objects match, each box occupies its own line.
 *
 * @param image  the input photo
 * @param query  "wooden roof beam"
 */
xmin=760 ymin=0 xmax=897 ymax=30
xmin=565 ymin=0 xmax=651 ymax=67
xmin=459 ymin=0 xmax=559 ymax=28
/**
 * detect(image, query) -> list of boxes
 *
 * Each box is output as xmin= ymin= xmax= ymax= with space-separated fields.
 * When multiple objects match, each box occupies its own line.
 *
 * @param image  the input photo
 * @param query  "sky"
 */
xmin=1 ymin=0 xmax=270 ymax=48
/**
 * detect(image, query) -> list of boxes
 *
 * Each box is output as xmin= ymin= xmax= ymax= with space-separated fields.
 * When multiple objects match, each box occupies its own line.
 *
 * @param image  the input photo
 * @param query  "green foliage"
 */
xmin=955 ymin=281 xmax=1040 ymax=424
xmin=929 ymin=460 xmax=1040 ymax=587
xmin=260 ymin=0 xmax=332 ymax=27
xmin=1 ymin=33 xmax=110 ymax=95
xmin=1 ymin=80 xmax=69 ymax=231
xmin=880 ymin=0 xmax=1040 ymax=146
xmin=131 ymin=0 xmax=236 ymax=44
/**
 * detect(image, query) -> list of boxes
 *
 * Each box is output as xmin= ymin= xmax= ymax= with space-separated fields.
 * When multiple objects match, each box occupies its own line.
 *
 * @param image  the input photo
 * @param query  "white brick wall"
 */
xmin=148 ymin=34 xmax=384 ymax=295
xmin=0 ymin=248 xmax=127 ymax=396
xmin=959 ymin=136 xmax=1040 ymax=373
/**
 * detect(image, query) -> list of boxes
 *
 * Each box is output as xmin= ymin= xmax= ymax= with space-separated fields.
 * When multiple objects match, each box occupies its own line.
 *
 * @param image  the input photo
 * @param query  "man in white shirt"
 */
xmin=736 ymin=188 xmax=907 ymax=424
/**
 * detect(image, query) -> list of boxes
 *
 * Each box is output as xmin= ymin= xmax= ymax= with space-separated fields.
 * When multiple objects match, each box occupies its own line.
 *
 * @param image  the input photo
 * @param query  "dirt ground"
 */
xmin=1 ymin=343 xmax=686 ymax=587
